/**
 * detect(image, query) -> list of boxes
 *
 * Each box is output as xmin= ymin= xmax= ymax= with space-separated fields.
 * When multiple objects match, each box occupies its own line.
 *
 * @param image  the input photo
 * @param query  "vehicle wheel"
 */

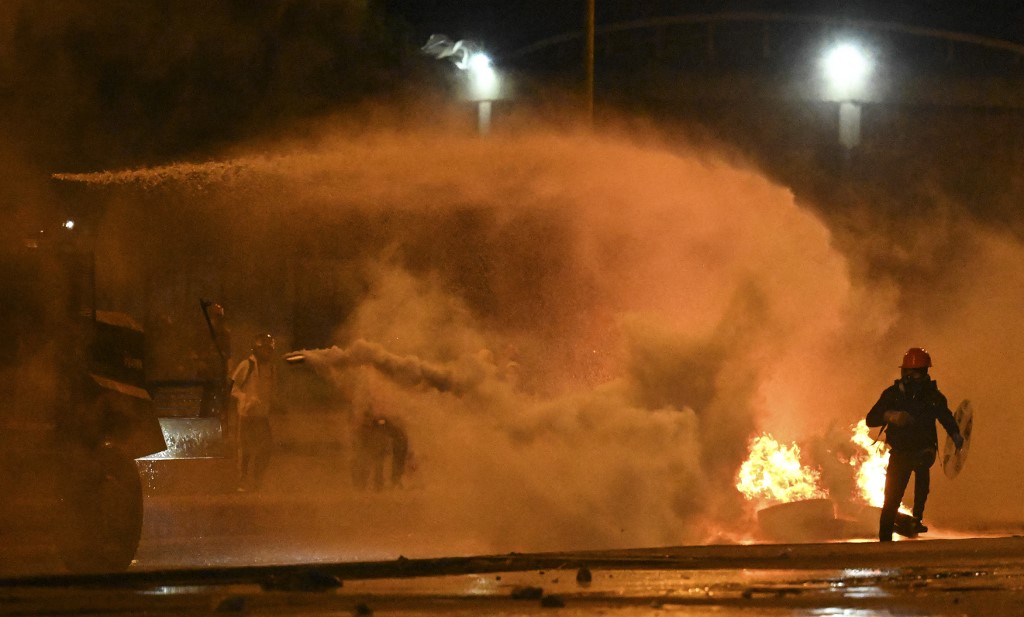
xmin=55 ymin=446 xmax=143 ymax=573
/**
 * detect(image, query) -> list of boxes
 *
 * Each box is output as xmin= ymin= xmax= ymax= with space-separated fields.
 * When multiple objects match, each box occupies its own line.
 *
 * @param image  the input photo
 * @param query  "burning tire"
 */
xmin=838 ymin=504 xmax=922 ymax=539
xmin=54 ymin=445 xmax=143 ymax=573
xmin=757 ymin=498 xmax=842 ymax=542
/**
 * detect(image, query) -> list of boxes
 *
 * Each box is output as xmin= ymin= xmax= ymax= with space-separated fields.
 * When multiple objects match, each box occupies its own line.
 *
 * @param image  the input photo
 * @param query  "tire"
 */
xmin=55 ymin=445 xmax=144 ymax=573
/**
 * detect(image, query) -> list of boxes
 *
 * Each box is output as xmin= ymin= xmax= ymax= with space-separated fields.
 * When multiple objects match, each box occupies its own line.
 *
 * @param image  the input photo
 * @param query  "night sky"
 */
xmin=0 ymin=1 xmax=1020 ymax=175
xmin=385 ymin=1 xmax=1024 ymax=53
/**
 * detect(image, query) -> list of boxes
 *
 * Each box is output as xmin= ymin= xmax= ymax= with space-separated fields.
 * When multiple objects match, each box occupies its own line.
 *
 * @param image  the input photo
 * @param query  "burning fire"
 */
xmin=849 ymin=420 xmax=889 ymax=508
xmin=736 ymin=421 xmax=894 ymax=510
xmin=736 ymin=433 xmax=828 ymax=506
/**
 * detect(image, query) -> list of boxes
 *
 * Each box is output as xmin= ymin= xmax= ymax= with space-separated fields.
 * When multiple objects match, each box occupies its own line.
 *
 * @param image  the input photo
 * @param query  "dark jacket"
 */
xmin=866 ymin=379 xmax=960 ymax=453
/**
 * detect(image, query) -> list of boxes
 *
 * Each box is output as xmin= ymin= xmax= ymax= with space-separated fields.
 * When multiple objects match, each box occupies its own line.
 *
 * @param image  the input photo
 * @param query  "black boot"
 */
xmin=879 ymin=509 xmax=897 ymax=542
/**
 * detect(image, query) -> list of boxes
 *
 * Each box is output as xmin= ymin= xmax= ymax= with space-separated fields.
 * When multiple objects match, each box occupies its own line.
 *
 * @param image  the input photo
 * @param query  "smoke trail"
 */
xmin=68 ymin=120 xmax=1024 ymax=550
xmin=421 ymin=34 xmax=487 ymax=70
xmin=291 ymin=339 xmax=489 ymax=395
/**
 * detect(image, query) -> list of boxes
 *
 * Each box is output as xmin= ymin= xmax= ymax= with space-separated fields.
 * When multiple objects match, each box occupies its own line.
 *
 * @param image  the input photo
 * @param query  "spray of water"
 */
xmin=89 ymin=128 xmax=846 ymax=546
xmin=51 ymin=115 xmax=1024 ymax=553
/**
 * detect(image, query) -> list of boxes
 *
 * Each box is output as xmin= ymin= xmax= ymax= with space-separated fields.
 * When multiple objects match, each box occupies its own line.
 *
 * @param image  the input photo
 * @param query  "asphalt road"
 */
xmin=4 ymin=462 xmax=1023 ymax=616
xmin=3 ymin=536 xmax=1024 ymax=616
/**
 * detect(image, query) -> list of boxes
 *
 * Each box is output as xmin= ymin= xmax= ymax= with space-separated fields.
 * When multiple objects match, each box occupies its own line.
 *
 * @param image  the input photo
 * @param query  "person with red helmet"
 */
xmin=866 ymin=347 xmax=964 ymax=541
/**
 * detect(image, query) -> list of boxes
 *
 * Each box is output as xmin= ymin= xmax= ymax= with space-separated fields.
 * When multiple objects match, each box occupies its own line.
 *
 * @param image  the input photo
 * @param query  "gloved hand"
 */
xmin=883 ymin=410 xmax=913 ymax=426
xmin=952 ymin=432 xmax=965 ymax=451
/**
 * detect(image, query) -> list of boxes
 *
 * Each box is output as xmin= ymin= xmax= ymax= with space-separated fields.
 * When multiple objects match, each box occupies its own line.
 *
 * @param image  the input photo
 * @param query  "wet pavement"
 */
xmin=2 ymin=536 xmax=1024 ymax=615
xmin=3 ymin=465 xmax=1022 ymax=616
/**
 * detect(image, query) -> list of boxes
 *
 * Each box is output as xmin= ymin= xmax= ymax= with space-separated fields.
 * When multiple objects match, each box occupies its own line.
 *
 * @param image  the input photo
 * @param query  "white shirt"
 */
xmin=231 ymin=355 xmax=276 ymax=418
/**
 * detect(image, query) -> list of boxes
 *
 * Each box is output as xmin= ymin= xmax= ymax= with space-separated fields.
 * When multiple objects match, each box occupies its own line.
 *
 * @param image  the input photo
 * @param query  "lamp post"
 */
xmin=585 ymin=0 xmax=595 ymax=126
xmin=821 ymin=41 xmax=873 ymax=149
xmin=467 ymin=51 xmax=499 ymax=135
xmin=421 ymin=35 xmax=501 ymax=136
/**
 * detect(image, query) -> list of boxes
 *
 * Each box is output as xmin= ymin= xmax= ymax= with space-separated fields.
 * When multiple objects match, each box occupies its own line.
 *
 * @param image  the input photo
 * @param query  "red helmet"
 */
xmin=900 ymin=347 xmax=932 ymax=369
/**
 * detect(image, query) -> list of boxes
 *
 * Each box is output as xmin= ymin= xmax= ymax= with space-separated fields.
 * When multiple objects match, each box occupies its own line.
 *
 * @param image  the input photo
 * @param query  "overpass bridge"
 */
xmin=505 ymin=12 xmax=1024 ymax=108
xmin=495 ymin=12 xmax=1024 ymax=218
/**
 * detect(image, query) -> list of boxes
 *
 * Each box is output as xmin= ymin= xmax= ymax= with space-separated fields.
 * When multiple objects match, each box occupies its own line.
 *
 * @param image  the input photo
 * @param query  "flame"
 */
xmin=736 ymin=422 xmax=911 ymax=513
xmin=848 ymin=421 xmax=914 ymax=513
xmin=736 ymin=433 xmax=828 ymax=506
xmin=849 ymin=420 xmax=889 ymax=507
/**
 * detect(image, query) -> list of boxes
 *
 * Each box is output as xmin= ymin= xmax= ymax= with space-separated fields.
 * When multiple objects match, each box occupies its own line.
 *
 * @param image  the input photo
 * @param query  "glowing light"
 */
xmin=467 ymin=52 xmax=498 ymax=100
xmin=849 ymin=420 xmax=889 ymax=507
xmin=63 ymin=219 xmax=75 ymax=230
xmin=468 ymin=52 xmax=491 ymax=74
xmin=821 ymin=42 xmax=872 ymax=100
xmin=420 ymin=35 xmax=500 ymax=101
xmin=824 ymin=43 xmax=870 ymax=85
xmin=847 ymin=422 xmax=913 ymax=514
xmin=738 ymin=422 xmax=907 ymax=512
xmin=736 ymin=433 xmax=828 ymax=506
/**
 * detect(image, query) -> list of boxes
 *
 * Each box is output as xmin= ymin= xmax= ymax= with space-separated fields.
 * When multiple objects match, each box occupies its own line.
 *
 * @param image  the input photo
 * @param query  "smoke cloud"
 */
xmin=1 ymin=0 xmax=1020 ymax=571
xmin=58 ymin=115 xmax=930 ymax=552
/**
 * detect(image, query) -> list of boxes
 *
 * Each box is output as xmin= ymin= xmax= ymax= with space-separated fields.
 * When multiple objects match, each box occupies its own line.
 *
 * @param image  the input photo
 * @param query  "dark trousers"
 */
xmin=238 ymin=416 xmax=272 ymax=489
xmin=879 ymin=448 xmax=935 ymax=541
xmin=351 ymin=445 xmax=407 ymax=491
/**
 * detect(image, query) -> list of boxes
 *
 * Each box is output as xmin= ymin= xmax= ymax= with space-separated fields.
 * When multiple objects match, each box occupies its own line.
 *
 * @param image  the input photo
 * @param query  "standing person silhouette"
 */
xmin=866 ymin=347 xmax=963 ymax=541
xmin=231 ymin=333 xmax=278 ymax=491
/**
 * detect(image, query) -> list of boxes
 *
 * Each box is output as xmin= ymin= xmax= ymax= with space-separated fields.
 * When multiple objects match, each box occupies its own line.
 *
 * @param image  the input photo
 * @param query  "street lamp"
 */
xmin=422 ymin=35 xmax=501 ymax=135
xmin=466 ymin=51 xmax=499 ymax=134
xmin=822 ymin=42 xmax=871 ymax=99
xmin=820 ymin=41 xmax=873 ymax=149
